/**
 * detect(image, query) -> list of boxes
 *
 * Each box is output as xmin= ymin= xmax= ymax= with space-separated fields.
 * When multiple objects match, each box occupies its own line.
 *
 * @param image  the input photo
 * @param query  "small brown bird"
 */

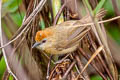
xmin=32 ymin=9 xmax=105 ymax=55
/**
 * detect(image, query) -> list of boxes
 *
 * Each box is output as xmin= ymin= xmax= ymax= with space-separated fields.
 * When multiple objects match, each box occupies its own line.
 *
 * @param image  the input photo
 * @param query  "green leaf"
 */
xmin=103 ymin=0 xmax=115 ymax=16
xmin=10 ymin=12 xmax=25 ymax=27
xmin=0 ymin=57 xmax=6 ymax=80
xmin=2 ymin=0 xmax=22 ymax=13
xmin=39 ymin=15 xmax=45 ymax=30
xmin=2 ymin=20 xmax=12 ymax=38
xmin=9 ymin=75 xmax=14 ymax=80
xmin=94 ymin=0 xmax=106 ymax=14
xmin=108 ymin=26 xmax=120 ymax=44
xmin=91 ymin=75 xmax=102 ymax=80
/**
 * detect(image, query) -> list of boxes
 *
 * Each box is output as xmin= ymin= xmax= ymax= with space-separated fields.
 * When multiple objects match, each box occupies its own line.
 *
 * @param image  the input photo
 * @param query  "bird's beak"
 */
xmin=32 ymin=42 xmax=41 ymax=48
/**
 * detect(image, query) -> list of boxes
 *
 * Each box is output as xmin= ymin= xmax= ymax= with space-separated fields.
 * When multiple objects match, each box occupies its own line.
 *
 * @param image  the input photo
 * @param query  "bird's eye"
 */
xmin=42 ymin=39 xmax=46 ymax=43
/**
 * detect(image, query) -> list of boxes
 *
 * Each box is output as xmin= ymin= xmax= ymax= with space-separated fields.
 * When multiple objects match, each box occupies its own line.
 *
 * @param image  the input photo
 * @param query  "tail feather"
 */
xmin=95 ymin=8 xmax=107 ymax=19
xmin=75 ymin=8 xmax=106 ymax=24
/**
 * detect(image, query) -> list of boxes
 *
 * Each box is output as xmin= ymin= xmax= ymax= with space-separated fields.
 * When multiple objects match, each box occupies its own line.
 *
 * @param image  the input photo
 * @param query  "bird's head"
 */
xmin=32 ymin=29 xmax=53 ymax=48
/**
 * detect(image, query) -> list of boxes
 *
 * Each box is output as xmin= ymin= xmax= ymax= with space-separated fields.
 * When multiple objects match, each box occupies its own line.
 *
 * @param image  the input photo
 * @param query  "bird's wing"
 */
xmin=65 ymin=26 xmax=90 ymax=49
xmin=55 ymin=8 xmax=106 ymax=49
xmin=55 ymin=25 xmax=90 ymax=50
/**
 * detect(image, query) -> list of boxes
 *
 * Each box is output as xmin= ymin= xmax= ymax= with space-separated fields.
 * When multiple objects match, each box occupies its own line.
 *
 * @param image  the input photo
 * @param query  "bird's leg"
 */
xmin=46 ymin=55 xmax=53 ymax=79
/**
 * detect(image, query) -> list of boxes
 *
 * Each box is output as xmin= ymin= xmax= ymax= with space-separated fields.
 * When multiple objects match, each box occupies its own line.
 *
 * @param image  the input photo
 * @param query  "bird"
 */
xmin=32 ymin=9 xmax=106 ymax=55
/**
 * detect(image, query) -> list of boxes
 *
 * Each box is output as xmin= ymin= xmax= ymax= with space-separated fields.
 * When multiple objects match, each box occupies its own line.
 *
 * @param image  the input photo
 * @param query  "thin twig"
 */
xmin=79 ymin=47 xmax=107 ymax=80
xmin=48 ymin=63 xmax=61 ymax=80
xmin=62 ymin=60 xmax=76 ymax=79
xmin=53 ymin=2 xmax=66 ymax=25
xmin=42 ymin=51 xmax=55 ymax=64
xmin=0 ymin=0 xmax=18 ymax=79
xmin=87 ymin=33 xmax=113 ymax=79
xmin=83 ymin=1 xmax=118 ymax=80
xmin=55 ymin=53 xmax=70 ymax=64
xmin=76 ymin=45 xmax=104 ymax=80
xmin=2 ymin=69 xmax=10 ymax=80
xmin=0 ymin=0 xmax=47 ymax=48
xmin=46 ymin=55 xmax=53 ymax=79
xmin=0 ymin=15 xmax=120 ymax=48
xmin=70 ymin=54 xmax=80 ymax=74
xmin=74 ymin=52 xmax=90 ymax=80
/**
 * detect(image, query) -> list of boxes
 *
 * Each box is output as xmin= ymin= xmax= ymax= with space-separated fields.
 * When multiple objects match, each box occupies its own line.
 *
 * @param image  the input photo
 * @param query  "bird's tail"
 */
xmin=75 ymin=8 xmax=106 ymax=24
xmin=95 ymin=8 xmax=107 ymax=19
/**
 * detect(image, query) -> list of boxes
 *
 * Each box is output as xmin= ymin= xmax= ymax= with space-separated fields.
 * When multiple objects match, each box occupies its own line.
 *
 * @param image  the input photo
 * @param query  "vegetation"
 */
xmin=1 ymin=0 xmax=120 ymax=80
